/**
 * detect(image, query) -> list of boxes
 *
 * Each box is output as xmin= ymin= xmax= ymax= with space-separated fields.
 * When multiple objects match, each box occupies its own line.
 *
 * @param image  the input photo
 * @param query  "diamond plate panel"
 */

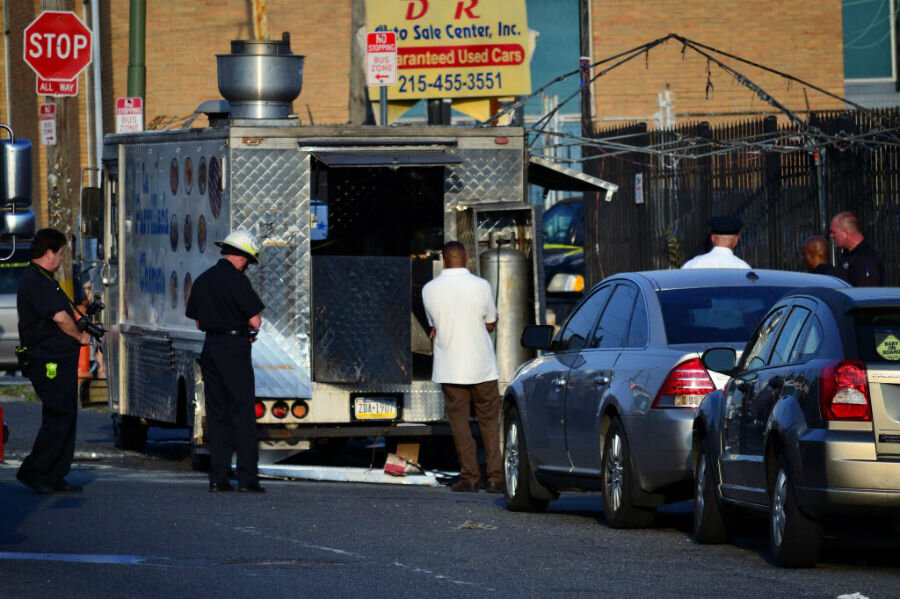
xmin=125 ymin=333 xmax=178 ymax=421
xmin=231 ymin=147 xmax=311 ymax=398
xmin=312 ymin=256 xmax=411 ymax=384
xmin=444 ymin=148 xmax=523 ymax=204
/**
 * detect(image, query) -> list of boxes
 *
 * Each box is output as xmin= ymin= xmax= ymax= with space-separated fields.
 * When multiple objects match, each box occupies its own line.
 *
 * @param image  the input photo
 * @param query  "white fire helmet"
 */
xmin=214 ymin=229 xmax=262 ymax=264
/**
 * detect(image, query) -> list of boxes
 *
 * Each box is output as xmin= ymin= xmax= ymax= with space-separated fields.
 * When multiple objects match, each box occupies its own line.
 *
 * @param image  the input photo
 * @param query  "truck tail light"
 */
xmin=271 ymin=401 xmax=289 ymax=419
xmin=652 ymin=358 xmax=716 ymax=408
xmin=819 ymin=360 xmax=871 ymax=421
xmin=254 ymin=401 xmax=266 ymax=419
xmin=291 ymin=400 xmax=309 ymax=419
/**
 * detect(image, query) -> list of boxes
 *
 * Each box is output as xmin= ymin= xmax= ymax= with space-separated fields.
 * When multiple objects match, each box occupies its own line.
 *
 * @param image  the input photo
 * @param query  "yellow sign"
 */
xmin=875 ymin=333 xmax=900 ymax=361
xmin=366 ymin=0 xmax=530 ymax=101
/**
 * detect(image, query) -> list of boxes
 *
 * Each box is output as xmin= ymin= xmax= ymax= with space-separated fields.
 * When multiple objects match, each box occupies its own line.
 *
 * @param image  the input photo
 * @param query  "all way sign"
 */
xmin=366 ymin=31 xmax=397 ymax=86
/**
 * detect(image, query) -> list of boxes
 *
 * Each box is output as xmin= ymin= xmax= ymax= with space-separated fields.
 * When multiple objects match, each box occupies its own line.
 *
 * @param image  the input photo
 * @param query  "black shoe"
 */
xmin=208 ymin=483 xmax=235 ymax=493
xmin=52 ymin=480 xmax=83 ymax=493
xmin=237 ymin=483 xmax=265 ymax=493
xmin=16 ymin=472 xmax=54 ymax=495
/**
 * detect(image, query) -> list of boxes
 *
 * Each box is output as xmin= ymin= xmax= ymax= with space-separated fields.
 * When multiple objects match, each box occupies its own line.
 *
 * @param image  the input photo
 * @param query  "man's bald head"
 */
xmin=442 ymin=241 xmax=468 ymax=268
xmin=802 ymin=235 xmax=829 ymax=271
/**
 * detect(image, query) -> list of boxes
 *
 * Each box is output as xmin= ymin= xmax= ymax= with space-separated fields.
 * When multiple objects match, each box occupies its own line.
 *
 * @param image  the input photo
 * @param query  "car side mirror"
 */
xmin=80 ymin=187 xmax=103 ymax=239
xmin=521 ymin=324 xmax=554 ymax=350
xmin=701 ymin=347 xmax=737 ymax=374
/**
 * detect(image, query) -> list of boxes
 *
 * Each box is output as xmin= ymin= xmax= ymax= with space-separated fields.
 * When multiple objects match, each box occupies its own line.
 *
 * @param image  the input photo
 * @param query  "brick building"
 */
xmin=1 ymin=0 xmax=846 ymax=223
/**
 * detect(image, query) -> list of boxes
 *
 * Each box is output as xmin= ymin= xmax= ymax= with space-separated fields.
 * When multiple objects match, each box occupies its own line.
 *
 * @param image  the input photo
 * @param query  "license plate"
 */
xmin=353 ymin=397 xmax=397 ymax=420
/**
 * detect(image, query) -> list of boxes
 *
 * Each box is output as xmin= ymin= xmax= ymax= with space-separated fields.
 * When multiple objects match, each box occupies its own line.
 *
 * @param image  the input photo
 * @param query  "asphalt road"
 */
xmin=1 ymin=394 xmax=898 ymax=599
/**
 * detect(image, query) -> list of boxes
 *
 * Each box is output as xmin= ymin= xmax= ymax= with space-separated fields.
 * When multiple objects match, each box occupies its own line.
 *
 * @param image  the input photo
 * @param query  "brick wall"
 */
xmin=104 ymin=1 xmax=352 ymax=127
xmin=589 ymin=0 xmax=846 ymax=124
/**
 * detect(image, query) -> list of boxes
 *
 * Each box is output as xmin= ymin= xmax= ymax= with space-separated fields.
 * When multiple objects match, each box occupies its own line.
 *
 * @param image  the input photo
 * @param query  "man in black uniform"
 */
xmin=16 ymin=228 xmax=92 ymax=494
xmin=829 ymin=211 xmax=885 ymax=286
xmin=186 ymin=230 xmax=265 ymax=493
xmin=801 ymin=236 xmax=842 ymax=277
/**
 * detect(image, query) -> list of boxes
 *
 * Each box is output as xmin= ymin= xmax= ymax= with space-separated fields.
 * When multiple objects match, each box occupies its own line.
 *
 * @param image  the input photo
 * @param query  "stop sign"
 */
xmin=23 ymin=11 xmax=92 ymax=82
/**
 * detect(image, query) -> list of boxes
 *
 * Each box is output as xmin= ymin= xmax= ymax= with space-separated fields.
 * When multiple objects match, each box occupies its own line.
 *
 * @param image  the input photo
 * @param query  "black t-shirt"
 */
xmin=812 ymin=263 xmax=842 ymax=278
xmin=185 ymin=259 xmax=264 ymax=332
xmin=17 ymin=263 xmax=80 ymax=357
xmin=838 ymin=239 xmax=885 ymax=287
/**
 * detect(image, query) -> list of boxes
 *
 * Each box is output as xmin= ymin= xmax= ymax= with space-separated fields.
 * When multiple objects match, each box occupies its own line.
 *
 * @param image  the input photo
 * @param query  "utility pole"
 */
xmin=579 ymin=0 xmax=592 ymax=138
xmin=42 ymin=0 xmax=81 ymax=297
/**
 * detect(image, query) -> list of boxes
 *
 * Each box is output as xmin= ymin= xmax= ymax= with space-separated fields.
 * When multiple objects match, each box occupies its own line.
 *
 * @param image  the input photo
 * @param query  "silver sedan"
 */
xmin=501 ymin=268 xmax=850 ymax=527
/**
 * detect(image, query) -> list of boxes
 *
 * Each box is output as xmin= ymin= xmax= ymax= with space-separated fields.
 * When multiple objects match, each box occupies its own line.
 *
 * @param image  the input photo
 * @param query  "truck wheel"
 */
xmin=770 ymin=456 xmax=822 ymax=567
xmin=503 ymin=407 xmax=548 ymax=512
xmin=113 ymin=415 xmax=147 ymax=451
xmin=190 ymin=446 xmax=210 ymax=471
xmin=693 ymin=442 xmax=732 ymax=544
xmin=602 ymin=418 xmax=655 ymax=528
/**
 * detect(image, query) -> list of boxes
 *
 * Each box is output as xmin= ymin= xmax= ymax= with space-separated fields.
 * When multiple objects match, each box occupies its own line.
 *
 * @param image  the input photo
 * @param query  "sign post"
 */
xmin=23 ymin=10 xmax=93 ymax=97
xmin=366 ymin=31 xmax=397 ymax=125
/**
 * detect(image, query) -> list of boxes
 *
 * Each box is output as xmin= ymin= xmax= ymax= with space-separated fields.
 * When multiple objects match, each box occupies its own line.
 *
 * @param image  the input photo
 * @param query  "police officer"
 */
xmin=16 ymin=228 xmax=92 ymax=494
xmin=681 ymin=216 xmax=751 ymax=269
xmin=186 ymin=230 xmax=265 ymax=493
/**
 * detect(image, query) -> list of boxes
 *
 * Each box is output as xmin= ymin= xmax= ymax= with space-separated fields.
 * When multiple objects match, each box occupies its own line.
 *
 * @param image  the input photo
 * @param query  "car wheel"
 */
xmin=693 ymin=442 xmax=732 ymax=544
xmin=602 ymin=418 xmax=655 ymax=528
xmin=503 ymin=407 xmax=549 ymax=513
xmin=770 ymin=456 xmax=822 ymax=567
xmin=113 ymin=414 xmax=148 ymax=451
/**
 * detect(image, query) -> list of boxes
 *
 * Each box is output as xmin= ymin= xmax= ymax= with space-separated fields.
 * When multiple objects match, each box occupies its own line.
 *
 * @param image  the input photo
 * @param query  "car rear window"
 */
xmin=0 ymin=249 xmax=29 ymax=294
xmin=657 ymin=286 xmax=795 ymax=344
xmin=853 ymin=309 xmax=900 ymax=364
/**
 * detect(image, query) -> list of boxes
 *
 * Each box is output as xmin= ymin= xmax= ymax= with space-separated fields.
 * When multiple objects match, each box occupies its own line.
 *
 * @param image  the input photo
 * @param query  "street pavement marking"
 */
xmin=0 ymin=551 xmax=162 ymax=565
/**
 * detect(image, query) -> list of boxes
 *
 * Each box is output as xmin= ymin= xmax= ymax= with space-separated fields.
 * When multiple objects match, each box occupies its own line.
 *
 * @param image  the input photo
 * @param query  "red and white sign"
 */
xmin=39 ymin=104 xmax=56 ymax=146
xmin=23 ymin=10 xmax=93 ymax=82
xmin=366 ymin=31 xmax=397 ymax=87
xmin=36 ymin=76 xmax=78 ymax=97
xmin=115 ymin=97 xmax=144 ymax=133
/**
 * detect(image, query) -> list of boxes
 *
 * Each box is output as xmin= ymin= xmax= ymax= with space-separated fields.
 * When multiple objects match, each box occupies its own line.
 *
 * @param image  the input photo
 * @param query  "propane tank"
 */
xmin=480 ymin=246 xmax=531 ymax=386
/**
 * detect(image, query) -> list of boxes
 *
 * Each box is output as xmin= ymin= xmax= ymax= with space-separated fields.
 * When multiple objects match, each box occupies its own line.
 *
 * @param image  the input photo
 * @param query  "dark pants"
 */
xmin=18 ymin=352 xmax=79 ymax=487
xmin=442 ymin=380 xmax=502 ymax=486
xmin=200 ymin=336 xmax=258 ymax=487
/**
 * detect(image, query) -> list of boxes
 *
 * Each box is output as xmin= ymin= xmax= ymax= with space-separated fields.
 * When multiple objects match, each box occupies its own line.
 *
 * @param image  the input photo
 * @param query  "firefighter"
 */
xmin=186 ymin=230 xmax=265 ymax=493
xmin=16 ymin=228 xmax=92 ymax=494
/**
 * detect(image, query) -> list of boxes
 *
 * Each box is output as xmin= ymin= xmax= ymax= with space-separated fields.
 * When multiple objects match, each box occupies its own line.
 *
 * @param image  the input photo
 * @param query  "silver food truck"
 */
xmin=86 ymin=35 xmax=612 ymax=464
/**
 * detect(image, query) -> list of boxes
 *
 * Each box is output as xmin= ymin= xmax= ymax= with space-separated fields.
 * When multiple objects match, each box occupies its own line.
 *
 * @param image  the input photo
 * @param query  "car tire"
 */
xmin=113 ymin=414 xmax=148 ymax=451
xmin=694 ymin=442 xmax=733 ymax=544
xmin=602 ymin=418 xmax=656 ymax=528
xmin=503 ymin=407 xmax=549 ymax=513
xmin=770 ymin=456 xmax=822 ymax=567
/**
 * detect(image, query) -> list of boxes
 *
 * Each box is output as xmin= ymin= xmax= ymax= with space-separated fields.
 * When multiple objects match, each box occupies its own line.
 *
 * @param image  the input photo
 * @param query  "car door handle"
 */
xmin=551 ymin=377 xmax=567 ymax=389
xmin=593 ymin=375 xmax=610 ymax=386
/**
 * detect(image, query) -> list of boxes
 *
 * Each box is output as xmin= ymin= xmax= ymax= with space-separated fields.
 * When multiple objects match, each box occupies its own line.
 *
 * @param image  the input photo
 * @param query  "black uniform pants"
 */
xmin=18 ymin=352 xmax=79 ymax=487
xmin=200 ymin=336 xmax=258 ymax=487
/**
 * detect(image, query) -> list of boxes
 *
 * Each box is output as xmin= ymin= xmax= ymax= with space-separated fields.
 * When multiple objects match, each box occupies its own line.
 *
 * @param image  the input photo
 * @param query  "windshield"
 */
xmin=543 ymin=201 xmax=582 ymax=246
xmin=658 ymin=286 xmax=795 ymax=344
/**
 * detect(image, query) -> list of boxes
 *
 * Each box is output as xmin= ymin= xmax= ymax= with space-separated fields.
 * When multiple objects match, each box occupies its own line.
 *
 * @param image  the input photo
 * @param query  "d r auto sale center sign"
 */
xmin=366 ymin=0 xmax=530 ymax=100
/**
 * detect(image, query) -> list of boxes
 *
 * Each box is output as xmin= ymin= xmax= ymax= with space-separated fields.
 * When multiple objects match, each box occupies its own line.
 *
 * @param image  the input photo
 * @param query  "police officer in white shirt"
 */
xmin=422 ymin=241 xmax=503 ymax=493
xmin=681 ymin=216 xmax=751 ymax=269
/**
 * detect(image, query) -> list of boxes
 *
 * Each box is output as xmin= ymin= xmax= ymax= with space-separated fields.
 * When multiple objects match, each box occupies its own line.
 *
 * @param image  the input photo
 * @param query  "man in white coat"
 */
xmin=422 ymin=241 xmax=503 ymax=493
xmin=681 ymin=216 xmax=751 ymax=269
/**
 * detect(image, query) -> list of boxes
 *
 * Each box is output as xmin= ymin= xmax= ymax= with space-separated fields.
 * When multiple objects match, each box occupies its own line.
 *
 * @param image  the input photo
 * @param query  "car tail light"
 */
xmin=291 ymin=400 xmax=309 ymax=419
xmin=819 ymin=360 xmax=871 ymax=421
xmin=254 ymin=401 xmax=265 ymax=419
xmin=652 ymin=358 xmax=716 ymax=408
xmin=271 ymin=401 xmax=289 ymax=419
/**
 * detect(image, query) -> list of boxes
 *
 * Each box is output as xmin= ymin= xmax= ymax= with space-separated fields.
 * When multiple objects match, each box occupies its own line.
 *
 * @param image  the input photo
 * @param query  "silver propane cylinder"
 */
xmin=480 ymin=247 xmax=530 ymax=386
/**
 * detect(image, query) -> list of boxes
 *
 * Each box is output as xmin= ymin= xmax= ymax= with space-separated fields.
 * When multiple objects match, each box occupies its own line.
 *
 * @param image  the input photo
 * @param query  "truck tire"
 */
xmin=113 ymin=415 xmax=147 ymax=451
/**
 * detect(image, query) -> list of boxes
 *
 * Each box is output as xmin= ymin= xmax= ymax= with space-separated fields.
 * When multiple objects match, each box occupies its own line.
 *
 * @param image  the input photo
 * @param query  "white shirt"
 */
xmin=681 ymin=246 xmax=751 ymax=269
xmin=422 ymin=267 xmax=499 ymax=385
